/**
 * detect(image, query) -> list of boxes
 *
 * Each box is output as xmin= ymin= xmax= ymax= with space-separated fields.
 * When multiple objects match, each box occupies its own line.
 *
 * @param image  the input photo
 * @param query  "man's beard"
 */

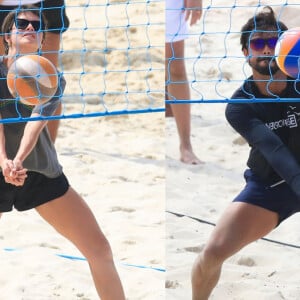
xmin=249 ymin=57 xmax=280 ymax=76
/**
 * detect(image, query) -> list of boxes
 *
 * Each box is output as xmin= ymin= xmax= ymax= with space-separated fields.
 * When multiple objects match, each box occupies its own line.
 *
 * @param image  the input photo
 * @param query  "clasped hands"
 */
xmin=1 ymin=158 xmax=27 ymax=186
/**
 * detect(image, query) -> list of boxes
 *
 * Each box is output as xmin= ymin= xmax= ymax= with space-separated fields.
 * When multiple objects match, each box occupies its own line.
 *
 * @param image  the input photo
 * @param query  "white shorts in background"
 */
xmin=166 ymin=0 xmax=188 ymax=43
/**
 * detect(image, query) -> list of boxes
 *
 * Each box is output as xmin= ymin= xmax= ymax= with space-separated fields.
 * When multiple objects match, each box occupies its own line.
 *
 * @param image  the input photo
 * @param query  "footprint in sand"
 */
xmin=237 ymin=256 xmax=256 ymax=267
xmin=165 ymin=280 xmax=180 ymax=289
xmin=184 ymin=245 xmax=205 ymax=253
xmin=110 ymin=206 xmax=136 ymax=213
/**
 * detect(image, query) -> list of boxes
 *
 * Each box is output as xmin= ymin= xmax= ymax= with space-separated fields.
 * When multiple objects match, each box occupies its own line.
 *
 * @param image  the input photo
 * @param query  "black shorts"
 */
xmin=0 ymin=0 xmax=70 ymax=33
xmin=0 ymin=171 xmax=69 ymax=212
xmin=233 ymin=169 xmax=300 ymax=224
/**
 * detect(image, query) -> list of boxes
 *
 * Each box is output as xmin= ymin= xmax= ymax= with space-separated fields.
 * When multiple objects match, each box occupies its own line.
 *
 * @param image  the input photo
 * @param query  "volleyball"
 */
xmin=275 ymin=27 xmax=300 ymax=78
xmin=7 ymin=55 xmax=58 ymax=105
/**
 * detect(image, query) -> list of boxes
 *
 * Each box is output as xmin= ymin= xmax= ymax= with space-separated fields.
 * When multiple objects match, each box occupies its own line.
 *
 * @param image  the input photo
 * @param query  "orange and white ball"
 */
xmin=275 ymin=27 xmax=300 ymax=78
xmin=7 ymin=55 xmax=58 ymax=105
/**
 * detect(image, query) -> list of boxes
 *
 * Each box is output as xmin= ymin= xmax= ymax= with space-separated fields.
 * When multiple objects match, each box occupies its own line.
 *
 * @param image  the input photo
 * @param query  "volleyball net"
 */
xmin=60 ymin=0 xmax=164 ymax=117
xmin=1 ymin=0 xmax=165 ymax=124
xmin=165 ymin=0 xmax=300 ymax=104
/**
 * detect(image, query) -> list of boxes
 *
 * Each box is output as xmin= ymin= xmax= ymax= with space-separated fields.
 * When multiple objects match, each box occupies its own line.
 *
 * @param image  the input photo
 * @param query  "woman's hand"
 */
xmin=1 ymin=158 xmax=27 ymax=186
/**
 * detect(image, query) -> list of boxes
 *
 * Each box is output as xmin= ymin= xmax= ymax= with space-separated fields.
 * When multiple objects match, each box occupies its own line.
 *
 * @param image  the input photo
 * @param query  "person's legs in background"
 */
xmin=38 ymin=1 xmax=70 ymax=143
xmin=165 ymin=40 xmax=202 ymax=164
xmin=41 ymin=31 xmax=63 ymax=142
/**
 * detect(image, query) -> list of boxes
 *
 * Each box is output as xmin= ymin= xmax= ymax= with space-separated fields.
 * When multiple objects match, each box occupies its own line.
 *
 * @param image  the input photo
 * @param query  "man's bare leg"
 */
xmin=191 ymin=202 xmax=278 ymax=300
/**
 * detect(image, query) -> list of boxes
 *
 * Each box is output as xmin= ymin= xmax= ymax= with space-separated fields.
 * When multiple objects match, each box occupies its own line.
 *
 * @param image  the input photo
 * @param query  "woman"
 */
xmin=0 ymin=5 xmax=125 ymax=300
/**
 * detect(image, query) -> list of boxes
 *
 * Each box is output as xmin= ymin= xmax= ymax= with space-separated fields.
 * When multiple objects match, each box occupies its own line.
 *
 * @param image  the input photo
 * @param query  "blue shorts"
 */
xmin=233 ymin=169 xmax=300 ymax=224
xmin=0 ymin=171 xmax=69 ymax=212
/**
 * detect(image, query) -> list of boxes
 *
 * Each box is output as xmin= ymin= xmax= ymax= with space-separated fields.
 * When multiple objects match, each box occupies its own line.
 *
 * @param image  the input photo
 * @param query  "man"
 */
xmin=191 ymin=6 xmax=300 ymax=300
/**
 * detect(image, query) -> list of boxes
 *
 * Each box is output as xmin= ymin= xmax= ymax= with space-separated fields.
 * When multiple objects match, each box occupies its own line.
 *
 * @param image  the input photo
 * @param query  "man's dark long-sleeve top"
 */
xmin=226 ymin=76 xmax=300 ymax=196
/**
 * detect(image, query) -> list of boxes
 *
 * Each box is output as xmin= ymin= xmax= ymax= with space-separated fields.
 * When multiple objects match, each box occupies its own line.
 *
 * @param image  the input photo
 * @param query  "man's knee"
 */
xmin=200 ymin=241 xmax=229 ymax=269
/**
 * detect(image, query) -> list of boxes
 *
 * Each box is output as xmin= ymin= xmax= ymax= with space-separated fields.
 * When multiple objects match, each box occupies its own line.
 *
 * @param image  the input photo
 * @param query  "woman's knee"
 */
xmin=82 ymin=235 xmax=114 ymax=263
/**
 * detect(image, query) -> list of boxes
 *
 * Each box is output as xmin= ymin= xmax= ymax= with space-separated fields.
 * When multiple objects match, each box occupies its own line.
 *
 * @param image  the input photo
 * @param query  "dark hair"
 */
xmin=2 ymin=4 xmax=48 ymax=54
xmin=240 ymin=6 xmax=288 ymax=50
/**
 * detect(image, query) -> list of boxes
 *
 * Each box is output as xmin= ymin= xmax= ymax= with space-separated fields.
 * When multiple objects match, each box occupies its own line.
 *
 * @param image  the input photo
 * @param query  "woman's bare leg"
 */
xmin=35 ymin=187 xmax=125 ymax=300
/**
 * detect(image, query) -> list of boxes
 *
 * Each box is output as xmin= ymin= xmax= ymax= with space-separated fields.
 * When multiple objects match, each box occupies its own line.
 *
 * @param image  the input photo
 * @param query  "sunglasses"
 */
xmin=14 ymin=18 xmax=44 ymax=31
xmin=249 ymin=37 xmax=278 ymax=51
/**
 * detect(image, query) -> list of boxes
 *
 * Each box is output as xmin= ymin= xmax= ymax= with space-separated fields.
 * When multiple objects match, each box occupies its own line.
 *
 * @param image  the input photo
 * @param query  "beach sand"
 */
xmin=166 ymin=1 xmax=300 ymax=299
xmin=0 ymin=1 xmax=165 ymax=299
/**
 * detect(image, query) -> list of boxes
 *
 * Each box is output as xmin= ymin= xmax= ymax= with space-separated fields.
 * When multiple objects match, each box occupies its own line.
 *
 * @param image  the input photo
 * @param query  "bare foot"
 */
xmin=180 ymin=148 xmax=204 ymax=165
